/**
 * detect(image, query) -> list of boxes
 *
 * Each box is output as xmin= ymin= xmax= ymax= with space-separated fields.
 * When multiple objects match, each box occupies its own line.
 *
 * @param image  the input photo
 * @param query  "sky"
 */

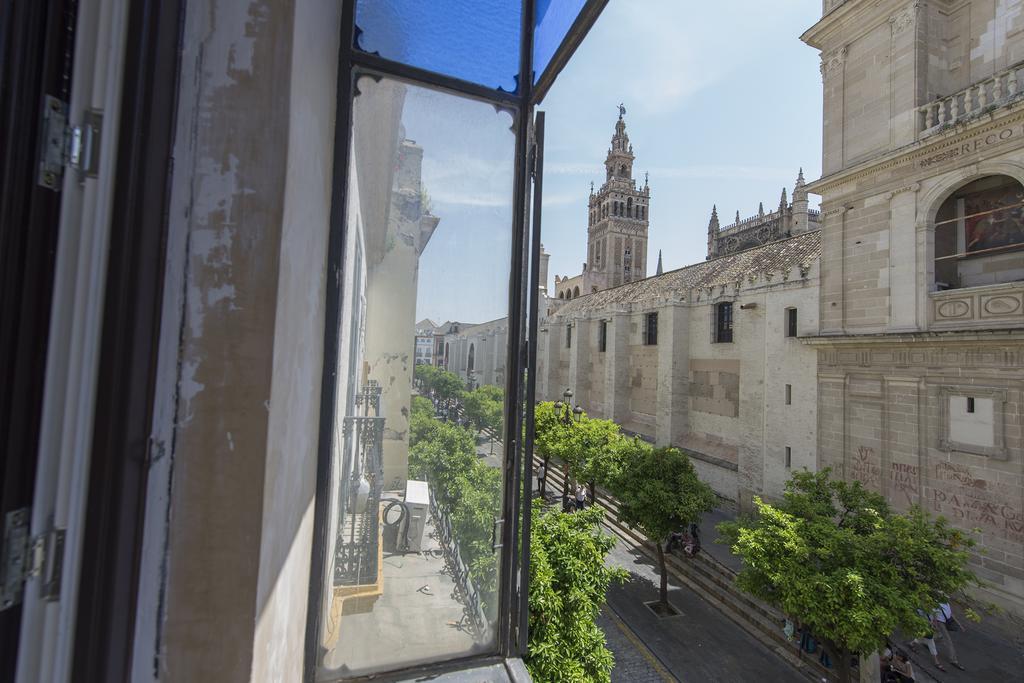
xmin=539 ymin=0 xmax=824 ymax=284
xmin=413 ymin=0 xmax=824 ymax=325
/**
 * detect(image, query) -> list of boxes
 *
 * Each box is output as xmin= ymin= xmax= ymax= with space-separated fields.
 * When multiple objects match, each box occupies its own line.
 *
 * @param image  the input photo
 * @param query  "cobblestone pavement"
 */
xmin=598 ymin=607 xmax=677 ymax=683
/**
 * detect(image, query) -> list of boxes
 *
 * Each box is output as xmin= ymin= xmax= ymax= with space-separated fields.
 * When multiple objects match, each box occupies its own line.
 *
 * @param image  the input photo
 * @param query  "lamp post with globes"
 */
xmin=551 ymin=388 xmax=582 ymax=505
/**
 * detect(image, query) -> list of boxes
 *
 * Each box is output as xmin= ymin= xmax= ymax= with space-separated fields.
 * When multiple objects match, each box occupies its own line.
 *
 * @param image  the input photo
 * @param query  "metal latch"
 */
xmin=0 ymin=509 xmax=65 ymax=611
xmin=491 ymin=517 xmax=505 ymax=553
xmin=37 ymin=94 xmax=102 ymax=190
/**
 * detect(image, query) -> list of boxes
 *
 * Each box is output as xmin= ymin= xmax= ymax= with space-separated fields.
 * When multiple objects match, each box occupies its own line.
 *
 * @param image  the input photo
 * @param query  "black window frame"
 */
xmin=785 ymin=307 xmax=797 ymax=338
xmin=305 ymin=2 xmax=614 ymax=679
xmin=643 ymin=312 xmax=658 ymax=345
xmin=967 ymin=396 xmax=975 ymax=413
xmin=715 ymin=302 xmax=733 ymax=343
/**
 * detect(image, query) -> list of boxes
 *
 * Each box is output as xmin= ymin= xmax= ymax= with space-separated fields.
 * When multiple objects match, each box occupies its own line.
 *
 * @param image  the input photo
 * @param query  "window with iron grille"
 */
xmin=599 ymin=320 xmax=607 ymax=352
xmin=566 ymin=323 xmax=572 ymax=348
xmin=643 ymin=312 xmax=658 ymax=345
xmin=715 ymin=302 xmax=733 ymax=343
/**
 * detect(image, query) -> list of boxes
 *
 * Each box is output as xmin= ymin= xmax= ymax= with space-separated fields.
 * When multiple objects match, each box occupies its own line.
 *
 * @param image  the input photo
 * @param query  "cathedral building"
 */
xmin=706 ymin=169 xmax=821 ymax=259
xmin=801 ymin=0 xmax=1024 ymax=617
xmin=554 ymin=108 xmax=651 ymax=299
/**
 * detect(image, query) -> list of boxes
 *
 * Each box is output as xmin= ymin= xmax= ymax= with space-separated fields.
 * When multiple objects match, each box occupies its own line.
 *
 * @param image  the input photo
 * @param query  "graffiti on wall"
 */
xmin=889 ymin=462 xmax=920 ymax=506
xmin=850 ymin=445 xmax=882 ymax=491
xmin=931 ymin=462 xmax=1024 ymax=544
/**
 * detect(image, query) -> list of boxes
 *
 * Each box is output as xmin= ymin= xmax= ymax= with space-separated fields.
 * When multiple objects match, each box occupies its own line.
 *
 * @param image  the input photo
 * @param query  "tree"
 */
xmin=612 ymin=442 xmax=717 ymax=610
xmin=717 ymin=469 xmax=979 ymax=683
xmin=462 ymin=384 xmax=504 ymax=435
xmin=432 ymin=369 xmax=466 ymax=411
xmin=526 ymin=502 xmax=627 ymax=683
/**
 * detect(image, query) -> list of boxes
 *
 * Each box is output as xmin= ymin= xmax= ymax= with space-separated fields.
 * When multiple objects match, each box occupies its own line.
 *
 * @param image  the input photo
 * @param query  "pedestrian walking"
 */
xmin=909 ymin=608 xmax=946 ymax=672
xmin=575 ymin=484 xmax=587 ymax=510
xmin=933 ymin=601 xmax=966 ymax=671
xmin=535 ymin=464 xmax=545 ymax=495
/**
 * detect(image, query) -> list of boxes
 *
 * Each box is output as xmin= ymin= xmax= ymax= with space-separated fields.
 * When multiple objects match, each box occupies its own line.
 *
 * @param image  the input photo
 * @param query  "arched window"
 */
xmin=934 ymin=175 xmax=1024 ymax=290
xmin=573 ymin=286 xmax=580 ymax=298
xmin=620 ymin=164 xmax=627 ymax=177
xmin=558 ymin=290 xmax=564 ymax=299
xmin=467 ymin=344 xmax=475 ymax=372
xmin=627 ymin=198 xmax=633 ymax=217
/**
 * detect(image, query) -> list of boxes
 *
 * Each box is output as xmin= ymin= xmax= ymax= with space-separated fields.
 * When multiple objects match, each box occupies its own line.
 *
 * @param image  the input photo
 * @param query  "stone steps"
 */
xmin=534 ymin=455 xmax=836 ymax=683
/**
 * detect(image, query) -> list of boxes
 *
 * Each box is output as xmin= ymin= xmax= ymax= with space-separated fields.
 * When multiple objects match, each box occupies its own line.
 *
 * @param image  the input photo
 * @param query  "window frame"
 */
xmin=785 ymin=307 xmax=797 ymax=338
xmin=305 ymin=2 xmax=612 ymax=678
xmin=566 ymin=323 xmax=572 ymax=348
xmin=643 ymin=312 xmax=658 ymax=346
xmin=714 ymin=301 xmax=733 ymax=344
xmin=598 ymin=319 xmax=607 ymax=352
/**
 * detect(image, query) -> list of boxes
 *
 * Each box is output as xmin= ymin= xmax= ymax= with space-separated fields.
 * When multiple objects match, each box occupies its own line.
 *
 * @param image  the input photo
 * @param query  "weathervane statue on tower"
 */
xmin=618 ymin=103 xmax=626 ymax=118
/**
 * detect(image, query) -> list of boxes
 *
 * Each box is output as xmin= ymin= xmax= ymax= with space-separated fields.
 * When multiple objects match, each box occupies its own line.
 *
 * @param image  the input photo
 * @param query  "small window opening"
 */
xmin=785 ymin=446 xmax=792 ymax=469
xmin=785 ymin=384 xmax=792 ymax=405
xmin=644 ymin=312 xmax=658 ymax=345
xmin=599 ymin=320 xmax=608 ymax=352
xmin=715 ymin=302 xmax=733 ymax=343
xmin=785 ymin=307 xmax=797 ymax=338
xmin=566 ymin=324 xmax=572 ymax=348
xmin=966 ymin=396 xmax=975 ymax=413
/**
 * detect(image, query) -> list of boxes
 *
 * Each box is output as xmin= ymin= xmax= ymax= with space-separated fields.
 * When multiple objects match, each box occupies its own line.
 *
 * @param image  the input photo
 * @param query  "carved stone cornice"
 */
xmin=888 ymin=2 xmax=922 ymax=34
xmin=820 ymin=46 xmax=848 ymax=79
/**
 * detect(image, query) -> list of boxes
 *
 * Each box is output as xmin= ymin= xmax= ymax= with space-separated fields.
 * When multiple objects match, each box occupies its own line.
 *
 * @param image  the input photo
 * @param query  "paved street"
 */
xmin=598 ymin=607 xmax=675 ymax=682
xmin=603 ymin=537 xmax=806 ymax=682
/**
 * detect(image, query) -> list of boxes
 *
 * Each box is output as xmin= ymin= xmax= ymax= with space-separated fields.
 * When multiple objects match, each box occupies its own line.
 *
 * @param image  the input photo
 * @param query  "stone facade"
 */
xmin=538 ymin=232 xmax=822 ymax=507
xmin=802 ymin=0 xmax=1024 ymax=616
xmin=706 ymin=171 xmax=821 ymax=259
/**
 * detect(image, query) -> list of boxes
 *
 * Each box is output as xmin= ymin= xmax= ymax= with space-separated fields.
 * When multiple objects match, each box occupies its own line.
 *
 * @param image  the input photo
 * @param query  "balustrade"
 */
xmin=334 ymin=389 xmax=386 ymax=587
xmin=918 ymin=63 xmax=1024 ymax=137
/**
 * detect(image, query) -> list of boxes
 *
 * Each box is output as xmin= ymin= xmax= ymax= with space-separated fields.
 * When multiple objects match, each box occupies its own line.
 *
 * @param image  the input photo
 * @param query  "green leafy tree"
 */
xmin=612 ymin=442 xmax=717 ymax=609
xmin=462 ymin=384 xmax=504 ymax=434
xmin=433 ymin=369 xmax=466 ymax=408
xmin=526 ymin=502 xmax=627 ymax=683
xmin=413 ymin=363 xmax=438 ymax=392
xmin=717 ymin=469 xmax=979 ymax=683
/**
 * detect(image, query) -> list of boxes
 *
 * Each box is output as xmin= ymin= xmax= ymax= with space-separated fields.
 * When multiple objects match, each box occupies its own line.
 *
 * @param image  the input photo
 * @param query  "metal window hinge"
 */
xmin=491 ymin=517 xmax=505 ymax=553
xmin=0 ymin=508 xmax=65 ymax=611
xmin=37 ymin=94 xmax=102 ymax=190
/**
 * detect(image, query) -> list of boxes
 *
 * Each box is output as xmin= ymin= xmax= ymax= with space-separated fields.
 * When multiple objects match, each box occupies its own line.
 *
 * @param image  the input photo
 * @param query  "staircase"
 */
xmin=534 ymin=455 xmax=837 ymax=683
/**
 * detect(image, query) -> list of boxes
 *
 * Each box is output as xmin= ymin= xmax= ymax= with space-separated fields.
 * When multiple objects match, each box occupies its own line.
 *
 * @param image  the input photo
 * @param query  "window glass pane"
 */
xmin=533 ymin=0 xmax=588 ymax=83
xmin=317 ymin=75 xmax=515 ymax=679
xmin=355 ymin=0 xmax=522 ymax=92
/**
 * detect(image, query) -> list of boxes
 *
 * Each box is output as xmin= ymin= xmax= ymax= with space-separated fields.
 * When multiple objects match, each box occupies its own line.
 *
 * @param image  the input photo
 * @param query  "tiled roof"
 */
xmin=552 ymin=230 xmax=821 ymax=315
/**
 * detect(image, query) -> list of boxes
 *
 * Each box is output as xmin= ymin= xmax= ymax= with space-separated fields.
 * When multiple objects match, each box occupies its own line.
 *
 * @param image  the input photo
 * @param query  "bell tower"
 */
xmin=584 ymin=105 xmax=650 ymax=292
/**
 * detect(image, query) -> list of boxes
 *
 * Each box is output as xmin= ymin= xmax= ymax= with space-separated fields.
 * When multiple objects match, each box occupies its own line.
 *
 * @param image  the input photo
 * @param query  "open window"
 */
xmin=934 ymin=175 xmax=1024 ymax=290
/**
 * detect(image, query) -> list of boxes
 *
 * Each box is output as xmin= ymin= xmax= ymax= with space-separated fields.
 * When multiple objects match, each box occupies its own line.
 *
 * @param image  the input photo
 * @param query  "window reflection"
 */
xmin=318 ymin=75 xmax=514 ymax=679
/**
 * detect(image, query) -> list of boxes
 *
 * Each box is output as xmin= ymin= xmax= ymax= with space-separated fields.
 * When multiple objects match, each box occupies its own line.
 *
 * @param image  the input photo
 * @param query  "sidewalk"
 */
xmin=698 ymin=506 xmax=1024 ymax=682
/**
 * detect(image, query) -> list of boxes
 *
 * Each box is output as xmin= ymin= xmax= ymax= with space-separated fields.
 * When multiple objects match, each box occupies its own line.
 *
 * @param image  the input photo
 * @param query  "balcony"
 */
xmin=930 ymin=281 xmax=1024 ymax=330
xmin=918 ymin=62 xmax=1024 ymax=138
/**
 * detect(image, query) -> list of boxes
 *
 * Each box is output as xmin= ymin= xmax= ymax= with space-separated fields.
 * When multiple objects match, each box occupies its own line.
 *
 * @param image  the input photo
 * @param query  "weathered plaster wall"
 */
xmin=147 ymin=0 xmax=341 ymax=680
xmin=252 ymin=0 xmax=341 ymax=679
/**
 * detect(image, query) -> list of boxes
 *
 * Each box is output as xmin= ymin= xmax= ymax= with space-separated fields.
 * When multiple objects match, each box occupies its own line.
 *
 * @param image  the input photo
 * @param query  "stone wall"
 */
xmin=537 ymin=258 xmax=821 ymax=508
xmin=813 ymin=338 xmax=1024 ymax=615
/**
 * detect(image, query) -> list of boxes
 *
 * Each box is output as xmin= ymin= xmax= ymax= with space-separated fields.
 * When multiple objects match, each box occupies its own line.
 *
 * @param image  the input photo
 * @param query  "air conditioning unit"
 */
xmin=404 ymin=480 xmax=430 ymax=552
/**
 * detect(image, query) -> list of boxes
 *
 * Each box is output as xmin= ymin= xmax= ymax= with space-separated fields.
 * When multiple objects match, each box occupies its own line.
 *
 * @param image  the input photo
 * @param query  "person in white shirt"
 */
xmin=933 ymin=602 xmax=965 ymax=671
xmin=575 ymin=484 xmax=587 ymax=510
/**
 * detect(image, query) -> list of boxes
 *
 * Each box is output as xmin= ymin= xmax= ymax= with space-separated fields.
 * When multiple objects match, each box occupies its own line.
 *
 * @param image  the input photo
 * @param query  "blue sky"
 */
xmin=539 ymin=0 xmax=824 ymax=284
xmin=413 ymin=0 xmax=823 ymax=324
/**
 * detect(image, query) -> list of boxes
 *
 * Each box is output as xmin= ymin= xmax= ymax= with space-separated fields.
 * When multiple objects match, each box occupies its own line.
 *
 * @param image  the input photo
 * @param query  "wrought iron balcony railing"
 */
xmin=334 ymin=409 xmax=386 ymax=587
